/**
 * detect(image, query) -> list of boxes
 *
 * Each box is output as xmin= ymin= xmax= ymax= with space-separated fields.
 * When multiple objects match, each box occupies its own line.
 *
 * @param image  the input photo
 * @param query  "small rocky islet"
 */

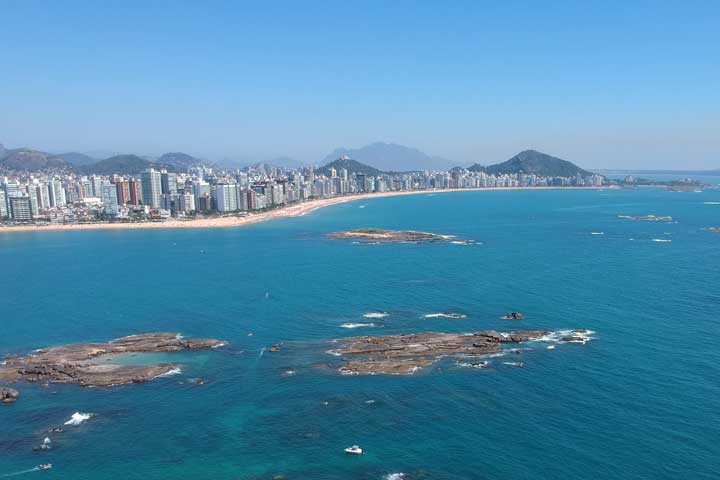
xmin=330 ymin=329 xmax=591 ymax=375
xmin=327 ymin=228 xmax=476 ymax=245
xmin=0 ymin=333 xmax=227 ymax=393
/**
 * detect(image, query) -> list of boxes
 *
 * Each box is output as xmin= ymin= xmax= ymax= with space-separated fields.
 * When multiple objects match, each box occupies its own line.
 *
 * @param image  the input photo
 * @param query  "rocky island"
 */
xmin=331 ymin=329 xmax=589 ymax=375
xmin=327 ymin=228 xmax=475 ymax=244
xmin=0 ymin=333 xmax=226 ymax=388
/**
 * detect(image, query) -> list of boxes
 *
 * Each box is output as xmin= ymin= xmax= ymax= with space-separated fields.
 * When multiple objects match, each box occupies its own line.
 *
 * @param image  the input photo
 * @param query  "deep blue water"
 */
xmin=1 ymin=188 xmax=719 ymax=479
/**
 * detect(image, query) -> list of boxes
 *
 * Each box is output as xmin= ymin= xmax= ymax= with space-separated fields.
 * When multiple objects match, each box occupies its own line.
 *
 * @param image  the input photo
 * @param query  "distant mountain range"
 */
xmin=321 ymin=142 xmax=455 ymax=171
xmin=319 ymin=148 xmax=593 ymax=178
xmin=0 ymin=143 xmax=204 ymax=175
xmin=468 ymin=150 xmax=592 ymax=177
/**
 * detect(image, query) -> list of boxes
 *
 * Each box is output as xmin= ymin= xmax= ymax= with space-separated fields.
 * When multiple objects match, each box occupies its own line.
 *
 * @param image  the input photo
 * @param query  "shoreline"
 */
xmin=0 ymin=186 xmax=610 ymax=234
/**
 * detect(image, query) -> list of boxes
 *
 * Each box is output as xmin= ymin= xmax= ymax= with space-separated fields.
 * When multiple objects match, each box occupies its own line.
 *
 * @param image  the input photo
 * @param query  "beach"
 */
xmin=0 ymin=186 xmax=608 ymax=233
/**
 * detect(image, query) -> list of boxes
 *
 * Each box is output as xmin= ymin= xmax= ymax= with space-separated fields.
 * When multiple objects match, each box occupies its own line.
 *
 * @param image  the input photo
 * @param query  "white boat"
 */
xmin=344 ymin=445 xmax=363 ymax=455
xmin=38 ymin=464 xmax=53 ymax=470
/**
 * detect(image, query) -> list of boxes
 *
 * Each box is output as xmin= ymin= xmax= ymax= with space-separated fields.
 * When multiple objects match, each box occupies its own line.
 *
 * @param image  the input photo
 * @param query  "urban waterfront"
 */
xmin=2 ymin=188 xmax=718 ymax=479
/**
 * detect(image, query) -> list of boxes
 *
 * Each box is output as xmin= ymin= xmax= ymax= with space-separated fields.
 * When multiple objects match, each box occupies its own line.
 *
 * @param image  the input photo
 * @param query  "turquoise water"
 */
xmin=1 ymin=188 xmax=719 ymax=479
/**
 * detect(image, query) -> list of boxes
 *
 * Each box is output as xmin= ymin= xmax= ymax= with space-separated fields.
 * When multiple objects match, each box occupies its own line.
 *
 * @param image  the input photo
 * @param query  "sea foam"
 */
xmin=423 ymin=313 xmax=467 ymax=319
xmin=363 ymin=312 xmax=388 ymax=319
xmin=341 ymin=323 xmax=377 ymax=329
xmin=64 ymin=412 xmax=93 ymax=426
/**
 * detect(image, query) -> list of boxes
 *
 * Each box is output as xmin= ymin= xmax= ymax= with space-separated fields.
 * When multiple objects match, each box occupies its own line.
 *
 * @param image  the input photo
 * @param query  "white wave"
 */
xmin=547 ymin=345 xmax=556 ymax=350
xmin=591 ymin=232 xmax=605 ymax=235
xmin=359 ymin=205 xmax=367 ymax=208
xmin=341 ymin=322 xmax=377 ymax=329
xmin=423 ymin=313 xmax=467 ymax=319
xmin=155 ymin=367 xmax=182 ymax=378
xmin=652 ymin=238 xmax=672 ymax=243
xmin=529 ymin=329 xmax=596 ymax=344
xmin=326 ymin=349 xmax=342 ymax=356
xmin=64 ymin=412 xmax=93 ymax=426
xmin=385 ymin=474 xmax=405 ymax=480
xmin=704 ymin=202 xmax=720 ymax=205
xmin=457 ymin=360 xmax=489 ymax=369
xmin=363 ymin=312 xmax=388 ymax=318
xmin=503 ymin=361 xmax=524 ymax=367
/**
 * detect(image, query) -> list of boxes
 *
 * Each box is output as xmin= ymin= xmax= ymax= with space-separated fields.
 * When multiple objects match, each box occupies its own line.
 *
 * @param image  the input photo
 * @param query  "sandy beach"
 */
xmin=0 ymin=186 xmax=608 ymax=234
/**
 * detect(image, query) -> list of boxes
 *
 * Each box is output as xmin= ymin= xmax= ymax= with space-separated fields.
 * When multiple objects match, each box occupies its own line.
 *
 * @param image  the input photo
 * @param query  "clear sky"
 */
xmin=0 ymin=0 xmax=717 ymax=169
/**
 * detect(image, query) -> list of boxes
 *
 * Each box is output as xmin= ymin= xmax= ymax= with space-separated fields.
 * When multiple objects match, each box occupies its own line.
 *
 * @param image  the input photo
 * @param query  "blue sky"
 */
xmin=0 ymin=1 xmax=717 ymax=169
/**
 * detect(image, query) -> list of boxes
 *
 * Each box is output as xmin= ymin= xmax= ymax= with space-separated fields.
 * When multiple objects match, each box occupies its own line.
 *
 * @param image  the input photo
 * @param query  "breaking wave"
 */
xmin=64 ymin=412 xmax=93 ymax=426
xmin=423 ymin=313 xmax=467 ymax=319
xmin=340 ymin=323 xmax=377 ymax=329
xmin=363 ymin=312 xmax=389 ymax=319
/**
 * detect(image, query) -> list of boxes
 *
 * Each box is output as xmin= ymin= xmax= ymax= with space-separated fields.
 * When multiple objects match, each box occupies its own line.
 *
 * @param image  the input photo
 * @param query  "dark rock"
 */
xmin=0 ymin=387 xmax=19 ymax=403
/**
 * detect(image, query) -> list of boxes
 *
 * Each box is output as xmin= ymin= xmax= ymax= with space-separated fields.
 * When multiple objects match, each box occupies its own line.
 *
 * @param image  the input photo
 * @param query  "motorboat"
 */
xmin=344 ymin=445 xmax=363 ymax=455
xmin=37 ymin=464 xmax=53 ymax=470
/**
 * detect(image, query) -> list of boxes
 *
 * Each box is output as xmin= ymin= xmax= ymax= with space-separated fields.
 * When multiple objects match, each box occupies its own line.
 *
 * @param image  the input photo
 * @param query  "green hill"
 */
xmin=468 ymin=150 xmax=591 ymax=177
xmin=318 ymin=157 xmax=382 ymax=177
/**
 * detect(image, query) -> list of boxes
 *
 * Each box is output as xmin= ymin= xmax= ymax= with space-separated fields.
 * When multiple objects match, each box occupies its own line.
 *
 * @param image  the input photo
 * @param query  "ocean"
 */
xmin=1 ymin=187 xmax=719 ymax=479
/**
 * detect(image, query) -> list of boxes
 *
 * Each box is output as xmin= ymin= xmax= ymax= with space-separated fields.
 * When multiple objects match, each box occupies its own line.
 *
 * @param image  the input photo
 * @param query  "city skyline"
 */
xmin=1 ymin=1 xmax=718 ymax=169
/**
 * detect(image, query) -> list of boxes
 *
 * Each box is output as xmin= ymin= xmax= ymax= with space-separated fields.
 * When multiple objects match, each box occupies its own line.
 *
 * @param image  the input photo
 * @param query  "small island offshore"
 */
xmin=327 ymin=228 xmax=476 ymax=244
xmin=0 ymin=333 xmax=226 ymax=395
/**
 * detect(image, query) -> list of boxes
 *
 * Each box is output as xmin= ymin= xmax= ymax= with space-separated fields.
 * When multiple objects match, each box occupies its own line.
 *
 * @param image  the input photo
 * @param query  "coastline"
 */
xmin=0 ymin=186 xmax=609 ymax=234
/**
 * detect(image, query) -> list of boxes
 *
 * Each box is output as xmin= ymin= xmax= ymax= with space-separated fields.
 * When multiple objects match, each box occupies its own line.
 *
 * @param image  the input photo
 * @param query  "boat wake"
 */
xmin=385 ymin=474 xmax=406 ymax=480
xmin=1 ymin=467 xmax=43 ymax=477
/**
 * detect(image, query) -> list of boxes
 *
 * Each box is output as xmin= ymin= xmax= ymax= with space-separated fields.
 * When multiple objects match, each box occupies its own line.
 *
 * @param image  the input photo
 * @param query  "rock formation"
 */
xmin=0 ymin=333 xmax=226 ymax=387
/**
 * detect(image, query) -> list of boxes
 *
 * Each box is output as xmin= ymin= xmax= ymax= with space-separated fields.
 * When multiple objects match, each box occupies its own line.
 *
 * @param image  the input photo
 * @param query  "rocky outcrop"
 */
xmin=501 ymin=312 xmax=525 ymax=320
xmin=327 ymin=228 xmax=475 ymax=245
xmin=0 ymin=333 xmax=226 ymax=387
xmin=332 ymin=330 xmax=551 ymax=375
xmin=0 ymin=387 xmax=19 ymax=403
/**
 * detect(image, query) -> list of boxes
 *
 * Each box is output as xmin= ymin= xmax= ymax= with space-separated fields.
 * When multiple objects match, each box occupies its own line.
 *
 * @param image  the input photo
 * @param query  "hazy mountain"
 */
xmin=468 ymin=150 xmax=591 ymax=177
xmin=54 ymin=152 xmax=97 ymax=165
xmin=157 ymin=152 xmax=202 ymax=169
xmin=0 ymin=147 xmax=71 ymax=171
xmin=318 ymin=157 xmax=382 ymax=177
xmin=321 ymin=142 xmax=453 ymax=171
xmin=79 ymin=155 xmax=154 ymax=175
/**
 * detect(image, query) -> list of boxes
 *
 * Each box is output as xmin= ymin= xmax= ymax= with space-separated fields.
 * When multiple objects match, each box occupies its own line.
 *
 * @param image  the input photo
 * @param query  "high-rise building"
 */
xmin=140 ymin=169 xmax=162 ymax=208
xmin=0 ymin=190 xmax=7 ymax=218
xmin=161 ymin=171 xmax=178 ymax=195
xmin=178 ymin=192 xmax=196 ymax=213
xmin=9 ymin=196 xmax=32 ymax=222
xmin=215 ymin=183 xmax=238 ymax=212
xmin=36 ymin=183 xmax=51 ymax=210
xmin=115 ymin=180 xmax=131 ymax=205
xmin=101 ymin=182 xmax=119 ymax=215
xmin=129 ymin=179 xmax=142 ymax=205
xmin=48 ymin=179 xmax=66 ymax=207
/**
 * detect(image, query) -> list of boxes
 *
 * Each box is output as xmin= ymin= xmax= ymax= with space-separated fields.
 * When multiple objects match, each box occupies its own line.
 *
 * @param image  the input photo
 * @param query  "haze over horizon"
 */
xmin=1 ymin=1 xmax=717 ymax=170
